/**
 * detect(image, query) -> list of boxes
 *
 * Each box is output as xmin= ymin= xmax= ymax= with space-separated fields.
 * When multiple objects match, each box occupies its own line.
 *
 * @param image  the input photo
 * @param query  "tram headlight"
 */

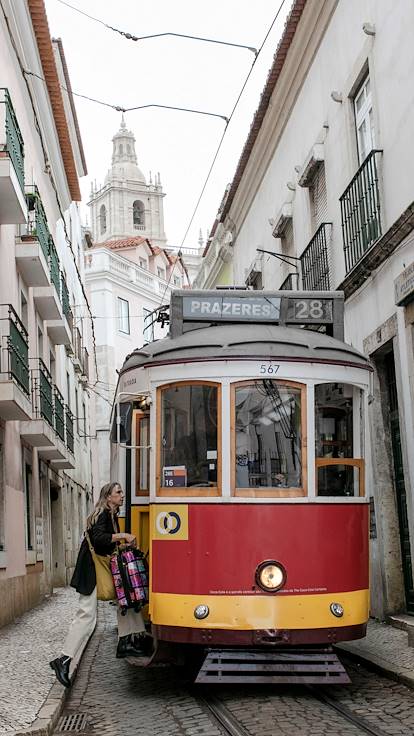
xmin=330 ymin=602 xmax=344 ymax=618
xmin=194 ymin=604 xmax=209 ymax=620
xmin=255 ymin=561 xmax=286 ymax=592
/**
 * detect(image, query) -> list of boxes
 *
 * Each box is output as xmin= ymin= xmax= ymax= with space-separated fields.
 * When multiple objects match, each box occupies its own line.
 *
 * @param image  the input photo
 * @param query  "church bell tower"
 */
xmin=88 ymin=116 xmax=167 ymax=246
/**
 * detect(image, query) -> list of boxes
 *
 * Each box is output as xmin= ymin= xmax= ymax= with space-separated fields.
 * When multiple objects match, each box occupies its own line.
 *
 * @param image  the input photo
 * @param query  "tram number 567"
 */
xmin=259 ymin=363 xmax=280 ymax=375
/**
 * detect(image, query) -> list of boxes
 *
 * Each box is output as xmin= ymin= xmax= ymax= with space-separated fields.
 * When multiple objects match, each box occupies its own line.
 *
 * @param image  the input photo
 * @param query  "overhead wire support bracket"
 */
xmin=256 ymin=249 xmax=301 ymax=269
xmin=127 ymin=103 xmax=229 ymax=124
xmin=57 ymin=1 xmax=258 ymax=55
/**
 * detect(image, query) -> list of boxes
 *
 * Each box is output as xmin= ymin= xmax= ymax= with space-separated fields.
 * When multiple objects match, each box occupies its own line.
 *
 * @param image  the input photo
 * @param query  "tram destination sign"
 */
xmin=170 ymin=290 xmax=344 ymax=340
xmin=182 ymin=295 xmax=281 ymax=322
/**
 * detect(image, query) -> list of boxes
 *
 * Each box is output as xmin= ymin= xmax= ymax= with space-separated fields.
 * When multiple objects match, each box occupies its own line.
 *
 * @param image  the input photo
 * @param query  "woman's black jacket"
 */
xmin=70 ymin=509 xmax=119 ymax=596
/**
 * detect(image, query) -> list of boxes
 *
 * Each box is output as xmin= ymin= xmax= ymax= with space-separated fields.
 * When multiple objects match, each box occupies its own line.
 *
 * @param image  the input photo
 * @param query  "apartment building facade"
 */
xmin=195 ymin=0 xmax=414 ymax=618
xmin=0 ymin=0 xmax=95 ymax=626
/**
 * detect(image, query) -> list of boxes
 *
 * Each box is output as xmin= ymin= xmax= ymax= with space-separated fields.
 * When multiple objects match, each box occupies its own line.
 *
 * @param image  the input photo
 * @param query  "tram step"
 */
xmin=195 ymin=648 xmax=351 ymax=685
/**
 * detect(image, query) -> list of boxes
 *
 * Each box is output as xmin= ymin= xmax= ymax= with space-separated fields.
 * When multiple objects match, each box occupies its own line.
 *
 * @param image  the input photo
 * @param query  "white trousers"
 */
xmin=62 ymin=588 xmax=145 ymax=660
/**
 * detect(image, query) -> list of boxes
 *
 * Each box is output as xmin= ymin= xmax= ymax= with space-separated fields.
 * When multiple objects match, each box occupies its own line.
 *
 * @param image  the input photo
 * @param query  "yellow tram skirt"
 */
xmin=150 ymin=589 xmax=369 ymax=630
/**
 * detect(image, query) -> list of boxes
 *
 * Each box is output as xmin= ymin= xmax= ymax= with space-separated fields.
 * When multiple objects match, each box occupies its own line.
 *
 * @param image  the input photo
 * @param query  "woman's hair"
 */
xmin=86 ymin=482 xmax=121 ymax=529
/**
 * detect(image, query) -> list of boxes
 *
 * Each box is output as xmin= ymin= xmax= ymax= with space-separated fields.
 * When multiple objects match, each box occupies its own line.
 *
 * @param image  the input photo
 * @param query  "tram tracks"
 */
xmin=308 ymin=686 xmax=391 ymax=736
xmin=197 ymin=687 xmax=393 ymax=736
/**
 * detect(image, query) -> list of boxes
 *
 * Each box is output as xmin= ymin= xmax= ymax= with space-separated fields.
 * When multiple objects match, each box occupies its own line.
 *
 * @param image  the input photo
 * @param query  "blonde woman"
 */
xmin=49 ymin=482 xmax=149 ymax=688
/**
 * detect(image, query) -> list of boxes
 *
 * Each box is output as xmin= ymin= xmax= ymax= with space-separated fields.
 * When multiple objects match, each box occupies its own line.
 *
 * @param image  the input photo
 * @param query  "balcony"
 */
xmin=340 ymin=150 xmax=383 ymax=274
xmin=46 ymin=273 xmax=72 ymax=346
xmin=20 ymin=360 xmax=56 ymax=447
xmin=66 ymin=406 xmax=74 ymax=454
xmin=54 ymin=387 xmax=65 ymax=442
xmin=300 ymin=223 xmax=331 ymax=291
xmin=0 ymin=89 xmax=27 ymax=224
xmin=20 ymin=360 xmax=69 ymax=462
xmin=33 ymin=238 xmax=61 ymax=321
xmin=15 ymin=187 xmax=50 ymax=287
xmin=72 ymin=327 xmax=83 ymax=371
xmin=0 ymin=305 xmax=32 ymax=420
xmin=51 ymin=405 xmax=75 ymax=469
xmin=279 ymin=273 xmax=299 ymax=291
xmin=81 ymin=346 xmax=89 ymax=384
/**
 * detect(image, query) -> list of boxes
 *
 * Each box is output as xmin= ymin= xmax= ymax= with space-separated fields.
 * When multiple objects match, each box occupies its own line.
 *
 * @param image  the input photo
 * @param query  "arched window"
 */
xmin=99 ymin=204 xmax=106 ymax=235
xmin=133 ymin=200 xmax=145 ymax=229
xmin=119 ymin=144 xmax=123 ymax=156
xmin=126 ymin=144 xmax=131 ymax=154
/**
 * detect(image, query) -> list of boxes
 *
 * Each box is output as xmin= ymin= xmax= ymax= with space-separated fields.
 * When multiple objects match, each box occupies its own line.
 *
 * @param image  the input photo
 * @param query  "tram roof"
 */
xmin=120 ymin=323 xmax=370 ymax=374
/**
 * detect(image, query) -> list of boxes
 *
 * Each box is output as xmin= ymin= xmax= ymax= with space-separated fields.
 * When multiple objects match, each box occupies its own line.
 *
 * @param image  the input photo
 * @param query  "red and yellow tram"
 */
xmin=111 ymin=289 xmax=371 ymax=682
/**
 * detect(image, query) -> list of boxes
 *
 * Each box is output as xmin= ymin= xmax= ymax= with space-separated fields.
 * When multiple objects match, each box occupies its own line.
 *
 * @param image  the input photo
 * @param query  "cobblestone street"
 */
xmin=52 ymin=604 xmax=414 ymax=736
xmin=0 ymin=588 xmax=79 ymax=734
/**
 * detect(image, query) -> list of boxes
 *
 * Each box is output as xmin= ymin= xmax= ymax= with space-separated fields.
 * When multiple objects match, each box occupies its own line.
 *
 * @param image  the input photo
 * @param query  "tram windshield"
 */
xmin=234 ymin=381 xmax=302 ymax=491
xmin=160 ymin=383 xmax=218 ymax=489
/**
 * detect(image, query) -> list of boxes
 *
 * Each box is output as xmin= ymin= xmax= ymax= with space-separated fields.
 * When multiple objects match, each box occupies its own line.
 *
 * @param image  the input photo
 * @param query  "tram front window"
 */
xmin=315 ymin=383 xmax=364 ymax=497
xmin=234 ymin=381 xmax=302 ymax=490
xmin=160 ymin=383 xmax=218 ymax=489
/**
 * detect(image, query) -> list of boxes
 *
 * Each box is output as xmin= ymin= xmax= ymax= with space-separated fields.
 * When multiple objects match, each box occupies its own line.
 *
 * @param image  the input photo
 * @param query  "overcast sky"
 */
xmin=44 ymin=0 xmax=291 ymax=249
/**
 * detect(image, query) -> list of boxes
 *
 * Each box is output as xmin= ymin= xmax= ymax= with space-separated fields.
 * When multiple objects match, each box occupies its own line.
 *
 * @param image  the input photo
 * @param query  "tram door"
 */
xmin=384 ymin=352 xmax=414 ymax=613
xmin=131 ymin=410 xmax=150 ymax=556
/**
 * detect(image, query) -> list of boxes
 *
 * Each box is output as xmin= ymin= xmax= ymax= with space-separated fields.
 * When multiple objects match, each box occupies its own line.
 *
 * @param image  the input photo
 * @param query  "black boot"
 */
xmin=49 ymin=656 xmax=71 ymax=688
xmin=133 ymin=632 xmax=154 ymax=656
xmin=116 ymin=635 xmax=143 ymax=658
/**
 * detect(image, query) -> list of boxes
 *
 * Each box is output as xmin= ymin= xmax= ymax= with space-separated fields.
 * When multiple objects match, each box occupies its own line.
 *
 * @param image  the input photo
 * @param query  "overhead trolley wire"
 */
xmin=23 ymin=70 xmax=228 ymax=120
xmin=56 ymin=0 xmax=258 ymax=55
xmin=158 ymin=0 xmax=289 ymax=305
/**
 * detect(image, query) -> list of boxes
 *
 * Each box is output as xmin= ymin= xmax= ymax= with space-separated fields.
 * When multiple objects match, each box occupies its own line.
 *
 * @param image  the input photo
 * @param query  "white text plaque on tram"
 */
xmin=182 ymin=295 xmax=281 ymax=321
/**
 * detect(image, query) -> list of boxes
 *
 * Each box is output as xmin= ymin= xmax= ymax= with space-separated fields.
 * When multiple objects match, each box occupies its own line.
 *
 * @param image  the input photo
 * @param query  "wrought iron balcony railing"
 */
xmin=0 ymin=89 xmax=25 ymax=192
xmin=54 ymin=386 xmax=65 ymax=441
xmin=65 ymin=406 xmax=74 ymax=454
xmin=61 ymin=272 xmax=72 ymax=322
xmin=49 ymin=238 xmax=61 ymax=298
xmin=25 ymin=186 xmax=50 ymax=262
xmin=82 ymin=347 xmax=89 ymax=380
xmin=72 ymin=326 xmax=83 ymax=368
xmin=300 ymin=223 xmax=331 ymax=291
xmin=340 ymin=149 xmax=383 ymax=273
xmin=32 ymin=359 xmax=54 ymax=427
xmin=0 ymin=304 xmax=29 ymax=394
xmin=279 ymin=273 xmax=299 ymax=291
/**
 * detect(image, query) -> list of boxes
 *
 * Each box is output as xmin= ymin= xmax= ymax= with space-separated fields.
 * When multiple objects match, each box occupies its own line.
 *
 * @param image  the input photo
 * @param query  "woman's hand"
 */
xmin=112 ymin=532 xmax=137 ymax=546
xmin=122 ymin=533 xmax=136 ymax=546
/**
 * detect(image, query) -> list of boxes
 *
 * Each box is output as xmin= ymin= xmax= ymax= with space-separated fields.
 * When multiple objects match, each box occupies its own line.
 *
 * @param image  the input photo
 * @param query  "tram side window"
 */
xmin=315 ymin=383 xmax=363 ymax=497
xmin=234 ymin=381 xmax=302 ymax=491
xmin=160 ymin=384 xmax=218 ymax=489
